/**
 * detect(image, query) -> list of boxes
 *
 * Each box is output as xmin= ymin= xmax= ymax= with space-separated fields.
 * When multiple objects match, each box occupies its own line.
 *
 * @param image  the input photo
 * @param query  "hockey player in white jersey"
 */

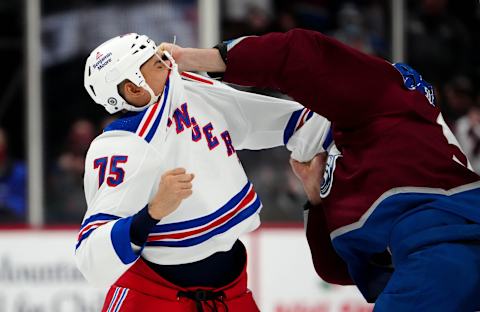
xmin=78 ymin=33 xmax=331 ymax=312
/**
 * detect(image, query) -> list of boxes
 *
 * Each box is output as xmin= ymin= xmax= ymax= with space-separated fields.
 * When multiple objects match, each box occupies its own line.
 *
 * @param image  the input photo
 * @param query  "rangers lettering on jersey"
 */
xmin=75 ymin=67 xmax=332 ymax=288
xmin=171 ymin=102 xmax=235 ymax=156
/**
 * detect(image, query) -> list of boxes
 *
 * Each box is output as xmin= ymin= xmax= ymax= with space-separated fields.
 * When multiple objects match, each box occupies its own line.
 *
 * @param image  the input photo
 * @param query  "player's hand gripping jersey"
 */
xmin=218 ymin=29 xmax=480 ymax=301
xmin=75 ymin=64 xmax=331 ymax=288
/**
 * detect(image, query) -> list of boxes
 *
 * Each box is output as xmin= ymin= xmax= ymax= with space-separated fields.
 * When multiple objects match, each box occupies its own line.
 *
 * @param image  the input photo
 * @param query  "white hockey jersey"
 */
xmin=75 ymin=66 xmax=332 ymax=288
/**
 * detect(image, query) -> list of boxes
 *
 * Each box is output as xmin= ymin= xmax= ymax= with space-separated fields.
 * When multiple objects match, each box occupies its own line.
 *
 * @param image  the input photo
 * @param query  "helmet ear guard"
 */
xmin=84 ymin=33 xmax=159 ymax=114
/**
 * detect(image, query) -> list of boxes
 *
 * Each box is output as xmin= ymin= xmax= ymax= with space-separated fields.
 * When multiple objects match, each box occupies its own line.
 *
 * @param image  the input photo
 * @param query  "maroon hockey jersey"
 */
xmin=220 ymin=29 xmax=480 ymax=298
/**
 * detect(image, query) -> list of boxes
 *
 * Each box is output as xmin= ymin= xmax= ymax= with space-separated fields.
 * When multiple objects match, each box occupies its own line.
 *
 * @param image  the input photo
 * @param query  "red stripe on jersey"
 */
xmin=138 ymin=103 xmax=159 ymax=137
xmin=296 ymin=109 xmax=309 ymax=130
xmin=77 ymin=221 xmax=109 ymax=241
xmin=181 ymin=72 xmax=214 ymax=85
xmin=147 ymin=188 xmax=256 ymax=241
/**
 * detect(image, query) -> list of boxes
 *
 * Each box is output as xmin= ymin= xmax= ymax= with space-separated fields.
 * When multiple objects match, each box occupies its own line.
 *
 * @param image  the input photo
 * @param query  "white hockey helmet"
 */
xmin=84 ymin=33 xmax=160 ymax=114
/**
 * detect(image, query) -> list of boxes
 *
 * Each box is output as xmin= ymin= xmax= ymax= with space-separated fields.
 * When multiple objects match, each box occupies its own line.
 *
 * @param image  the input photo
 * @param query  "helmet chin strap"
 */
xmin=122 ymin=80 xmax=160 ymax=112
xmin=144 ymin=83 xmax=161 ymax=107
xmin=139 ymin=51 xmax=177 ymax=109
xmin=123 ymin=50 xmax=176 ymax=112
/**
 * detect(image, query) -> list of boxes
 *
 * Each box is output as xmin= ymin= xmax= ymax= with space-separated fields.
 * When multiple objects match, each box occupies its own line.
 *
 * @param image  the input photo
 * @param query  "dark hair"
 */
xmin=117 ymin=79 xmax=130 ymax=103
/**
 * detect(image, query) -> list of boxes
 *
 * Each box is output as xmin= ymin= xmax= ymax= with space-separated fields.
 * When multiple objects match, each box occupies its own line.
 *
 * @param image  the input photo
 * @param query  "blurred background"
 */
xmin=0 ymin=0 xmax=479 ymax=311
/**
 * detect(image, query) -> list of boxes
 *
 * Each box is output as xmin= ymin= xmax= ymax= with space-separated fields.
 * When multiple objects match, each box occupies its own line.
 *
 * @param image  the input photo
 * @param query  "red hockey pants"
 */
xmin=101 ymin=258 xmax=259 ymax=312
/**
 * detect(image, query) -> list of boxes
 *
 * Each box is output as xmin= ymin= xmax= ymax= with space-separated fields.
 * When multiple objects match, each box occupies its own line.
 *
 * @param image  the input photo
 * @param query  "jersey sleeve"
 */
xmin=305 ymin=202 xmax=354 ymax=285
xmin=75 ymin=132 xmax=162 ymax=288
xmin=210 ymin=83 xmax=331 ymax=160
xmin=222 ymin=29 xmax=405 ymax=127
xmin=286 ymin=113 xmax=332 ymax=162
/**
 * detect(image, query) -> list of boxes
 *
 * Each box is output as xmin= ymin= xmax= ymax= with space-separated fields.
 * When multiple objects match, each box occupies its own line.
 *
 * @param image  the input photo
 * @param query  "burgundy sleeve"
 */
xmin=306 ymin=202 xmax=354 ymax=285
xmin=223 ymin=29 xmax=403 ymax=127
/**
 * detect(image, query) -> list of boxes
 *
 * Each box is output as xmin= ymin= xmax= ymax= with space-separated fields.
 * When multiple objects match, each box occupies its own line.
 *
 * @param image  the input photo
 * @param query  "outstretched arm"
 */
xmin=161 ymin=29 xmax=404 ymax=126
xmin=159 ymin=43 xmax=225 ymax=73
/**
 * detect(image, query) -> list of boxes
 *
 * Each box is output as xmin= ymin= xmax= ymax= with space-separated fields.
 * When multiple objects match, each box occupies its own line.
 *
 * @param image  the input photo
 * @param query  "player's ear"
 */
xmin=123 ymin=81 xmax=144 ymax=98
xmin=119 ymin=80 xmax=149 ymax=107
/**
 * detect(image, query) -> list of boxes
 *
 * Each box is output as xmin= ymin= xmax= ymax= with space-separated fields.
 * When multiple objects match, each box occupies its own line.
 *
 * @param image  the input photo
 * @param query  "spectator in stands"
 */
xmin=455 ymin=100 xmax=480 ymax=173
xmin=362 ymin=0 xmax=388 ymax=58
xmin=278 ymin=0 xmax=331 ymax=32
xmin=442 ymin=75 xmax=475 ymax=125
xmin=273 ymin=10 xmax=298 ymax=33
xmin=0 ymin=128 xmax=26 ymax=223
xmin=47 ymin=119 xmax=96 ymax=223
xmin=407 ymin=0 xmax=472 ymax=85
xmin=331 ymin=3 xmax=376 ymax=55
xmin=244 ymin=5 xmax=272 ymax=35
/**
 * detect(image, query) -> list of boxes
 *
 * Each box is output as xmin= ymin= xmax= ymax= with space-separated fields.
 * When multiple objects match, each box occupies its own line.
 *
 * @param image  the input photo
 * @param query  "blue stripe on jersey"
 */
xmin=146 ymin=196 xmax=262 ymax=247
xmin=113 ymin=289 xmax=128 ymax=312
xmin=150 ymin=182 xmax=252 ymax=233
xmin=80 ymin=213 xmax=120 ymax=230
xmin=225 ymin=36 xmax=252 ymax=51
xmin=76 ymin=213 xmax=120 ymax=250
xmin=306 ymin=110 xmax=314 ymax=121
xmin=75 ymin=227 xmax=98 ymax=250
xmin=145 ymin=78 xmax=170 ymax=143
xmin=283 ymin=109 xmax=303 ymax=144
xmin=322 ymin=127 xmax=333 ymax=150
xmin=107 ymin=288 xmax=120 ymax=312
xmin=104 ymin=110 xmax=149 ymax=134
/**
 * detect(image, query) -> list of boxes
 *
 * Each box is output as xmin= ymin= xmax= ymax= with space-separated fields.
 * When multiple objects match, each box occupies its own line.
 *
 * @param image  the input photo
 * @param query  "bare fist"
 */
xmin=148 ymin=168 xmax=195 ymax=220
xmin=290 ymin=153 xmax=327 ymax=205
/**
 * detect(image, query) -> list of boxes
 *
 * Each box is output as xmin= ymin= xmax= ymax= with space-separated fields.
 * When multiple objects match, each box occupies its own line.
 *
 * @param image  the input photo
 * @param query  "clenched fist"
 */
xmin=290 ymin=153 xmax=327 ymax=205
xmin=148 ymin=168 xmax=195 ymax=220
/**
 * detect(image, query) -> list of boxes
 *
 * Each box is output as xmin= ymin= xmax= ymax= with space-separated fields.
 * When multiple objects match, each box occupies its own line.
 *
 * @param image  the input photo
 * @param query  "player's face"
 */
xmin=140 ymin=50 xmax=171 ymax=100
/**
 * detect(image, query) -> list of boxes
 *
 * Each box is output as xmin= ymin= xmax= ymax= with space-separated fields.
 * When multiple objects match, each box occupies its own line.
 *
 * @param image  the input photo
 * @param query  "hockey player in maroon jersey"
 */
xmin=161 ymin=28 xmax=480 ymax=311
